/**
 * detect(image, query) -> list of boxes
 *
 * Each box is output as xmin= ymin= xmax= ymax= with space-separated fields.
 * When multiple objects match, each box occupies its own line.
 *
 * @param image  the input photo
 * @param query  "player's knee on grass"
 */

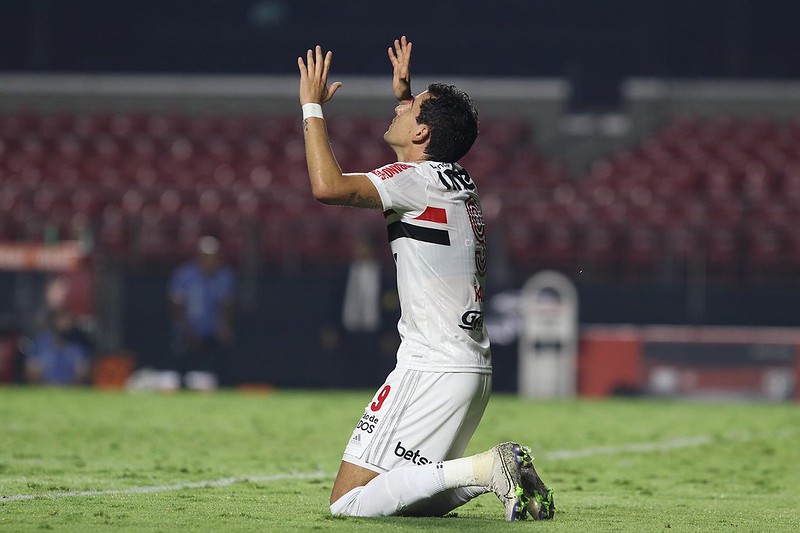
xmin=330 ymin=486 xmax=365 ymax=517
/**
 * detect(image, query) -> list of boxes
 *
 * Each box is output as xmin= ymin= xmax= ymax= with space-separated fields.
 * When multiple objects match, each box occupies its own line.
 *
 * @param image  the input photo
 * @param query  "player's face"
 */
xmin=384 ymin=91 xmax=431 ymax=146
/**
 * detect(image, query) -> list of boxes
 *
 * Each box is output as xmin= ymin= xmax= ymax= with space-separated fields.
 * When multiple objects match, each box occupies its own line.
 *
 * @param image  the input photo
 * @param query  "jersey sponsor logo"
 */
xmin=387 ymin=221 xmax=451 ymax=246
xmin=355 ymin=413 xmax=380 ymax=434
xmin=459 ymin=310 xmax=484 ymax=331
xmin=372 ymin=163 xmax=412 ymax=180
xmin=394 ymin=441 xmax=431 ymax=465
xmin=475 ymin=246 xmax=488 ymax=277
xmin=437 ymin=165 xmax=476 ymax=191
xmin=464 ymin=195 xmax=488 ymax=276
xmin=473 ymin=284 xmax=484 ymax=303
xmin=464 ymin=196 xmax=485 ymax=242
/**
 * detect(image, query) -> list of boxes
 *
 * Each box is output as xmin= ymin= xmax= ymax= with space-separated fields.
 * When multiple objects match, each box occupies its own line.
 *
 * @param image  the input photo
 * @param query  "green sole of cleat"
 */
xmin=513 ymin=484 xmax=530 ymax=519
xmin=536 ymin=488 xmax=556 ymax=519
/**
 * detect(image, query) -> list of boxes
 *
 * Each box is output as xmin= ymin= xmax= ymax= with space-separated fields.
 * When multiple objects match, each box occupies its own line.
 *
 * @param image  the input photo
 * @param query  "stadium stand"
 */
xmin=2 ymin=109 xmax=800 ymax=283
xmin=1 ymin=75 xmax=800 ymax=285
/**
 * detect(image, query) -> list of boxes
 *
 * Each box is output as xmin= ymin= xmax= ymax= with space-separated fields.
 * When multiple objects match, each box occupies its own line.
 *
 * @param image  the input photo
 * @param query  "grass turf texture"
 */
xmin=1 ymin=387 xmax=799 ymax=532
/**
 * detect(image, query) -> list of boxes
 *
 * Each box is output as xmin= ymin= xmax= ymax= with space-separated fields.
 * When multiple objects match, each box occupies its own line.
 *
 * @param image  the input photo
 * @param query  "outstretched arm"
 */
xmin=388 ymin=36 xmax=413 ymax=103
xmin=297 ymin=45 xmax=381 ymax=208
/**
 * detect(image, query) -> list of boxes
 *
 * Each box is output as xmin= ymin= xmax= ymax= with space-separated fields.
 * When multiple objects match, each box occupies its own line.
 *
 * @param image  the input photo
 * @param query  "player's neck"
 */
xmin=393 ymin=145 xmax=428 ymax=164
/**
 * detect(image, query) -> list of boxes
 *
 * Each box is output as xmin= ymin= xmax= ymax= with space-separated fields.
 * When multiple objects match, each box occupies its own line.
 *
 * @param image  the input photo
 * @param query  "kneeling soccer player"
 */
xmin=296 ymin=36 xmax=555 ymax=520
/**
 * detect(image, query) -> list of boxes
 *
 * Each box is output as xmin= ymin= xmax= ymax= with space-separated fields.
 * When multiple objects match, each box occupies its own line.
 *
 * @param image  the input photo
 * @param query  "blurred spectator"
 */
xmin=332 ymin=236 xmax=398 ymax=388
xmin=168 ymin=236 xmax=235 ymax=391
xmin=61 ymin=252 xmax=96 ymax=333
xmin=25 ymin=310 xmax=90 ymax=386
xmin=41 ymin=250 xmax=96 ymax=353
xmin=341 ymin=236 xmax=381 ymax=333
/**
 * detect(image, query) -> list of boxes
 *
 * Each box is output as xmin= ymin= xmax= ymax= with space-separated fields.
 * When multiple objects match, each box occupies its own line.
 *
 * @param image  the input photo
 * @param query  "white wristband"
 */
xmin=302 ymin=103 xmax=324 ymax=120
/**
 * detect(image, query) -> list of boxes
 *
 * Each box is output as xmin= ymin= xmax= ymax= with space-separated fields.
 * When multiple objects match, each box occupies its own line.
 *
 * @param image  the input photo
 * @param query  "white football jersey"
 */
xmin=365 ymin=161 xmax=491 ymax=373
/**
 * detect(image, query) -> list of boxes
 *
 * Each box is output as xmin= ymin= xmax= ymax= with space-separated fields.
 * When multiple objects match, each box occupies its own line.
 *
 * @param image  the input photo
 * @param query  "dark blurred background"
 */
xmin=1 ymin=0 xmax=799 ymax=396
xmin=2 ymin=0 xmax=799 ymax=108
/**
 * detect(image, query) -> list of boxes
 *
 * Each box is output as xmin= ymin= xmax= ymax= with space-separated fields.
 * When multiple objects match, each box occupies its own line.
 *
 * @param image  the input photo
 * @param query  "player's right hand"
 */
xmin=297 ymin=45 xmax=343 ymax=105
xmin=388 ymin=36 xmax=413 ymax=103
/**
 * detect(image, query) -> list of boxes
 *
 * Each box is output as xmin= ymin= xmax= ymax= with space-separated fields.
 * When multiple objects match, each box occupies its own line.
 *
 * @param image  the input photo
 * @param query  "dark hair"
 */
xmin=416 ymin=83 xmax=479 ymax=163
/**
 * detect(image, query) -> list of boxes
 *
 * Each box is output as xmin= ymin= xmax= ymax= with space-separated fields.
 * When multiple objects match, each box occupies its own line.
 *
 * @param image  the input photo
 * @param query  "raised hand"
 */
xmin=388 ymin=36 xmax=413 ymax=103
xmin=297 ymin=45 xmax=343 ymax=105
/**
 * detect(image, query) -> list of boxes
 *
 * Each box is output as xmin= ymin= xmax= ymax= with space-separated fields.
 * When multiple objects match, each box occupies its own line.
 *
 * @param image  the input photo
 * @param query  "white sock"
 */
xmin=330 ymin=452 xmax=494 ymax=518
xmin=441 ymin=450 xmax=493 ymax=488
xmin=331 ymin=463 xmax=446 ymax=517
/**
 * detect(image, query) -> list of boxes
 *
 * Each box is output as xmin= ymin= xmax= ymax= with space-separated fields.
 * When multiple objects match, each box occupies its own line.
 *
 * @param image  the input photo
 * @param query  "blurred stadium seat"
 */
xmin=1 ymin=108 xmax=800 ymax=283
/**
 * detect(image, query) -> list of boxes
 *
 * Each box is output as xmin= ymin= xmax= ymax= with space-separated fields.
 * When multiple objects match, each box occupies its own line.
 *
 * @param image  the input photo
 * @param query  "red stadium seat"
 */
xmin=479 ymin=118 xmax=531 ymax=147
xmin=781 ymin=164 xmax=800 ymax=202
xmin=741 ymin=161 xmax=773 ymax=201
xmin=130 ymin=203 xmax=180 ymax=264
xmin=0 ymin=112 xmax=36 ymax=138
xmin=216 ymin=206 xmax=249 ymax=263
xmin=174 ymin=206 xmax=205 ymax=258
xmin=11 ymin=202 xmax=45 ymax=241
xmin=702 ymin=163 xmax=738 ymax=200
xmin=0 ymin=210 xmax=14 ymax=240
xmin=70 ymin=187 xmax=106 ymax=219
xmin=73 ymin=113 xmax=111 ymax=139
xmin=327 ymin=116 xmax=372 ymax=142
xmin=4 ymin=107 xmax=799 ymax=283
xmin=158 ymin=188 xmax=185 ymax=217
xmin=500 ymin=218 xmax=537 ymax=272
xmin=459 ymin=142 xmax=504 ymax=177
xmin=121 ymin=188 xmax=148 ymax=215
xmin=241 ymin=138 xmax=273 ymax=162
xmin=97 ymin=204 xmax=129 ymax=259
xmin=37 ymin=113 xmax=74 ymax=140
xmin=537 ymin=222 xmax=579 ymax=271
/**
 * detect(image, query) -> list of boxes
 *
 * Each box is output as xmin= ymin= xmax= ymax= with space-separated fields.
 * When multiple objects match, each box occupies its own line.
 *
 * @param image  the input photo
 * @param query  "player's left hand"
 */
xmin=297 ymin=45 xmax=343 ymax=105
xmin=388 ymin=36 xmax=413 ymax=103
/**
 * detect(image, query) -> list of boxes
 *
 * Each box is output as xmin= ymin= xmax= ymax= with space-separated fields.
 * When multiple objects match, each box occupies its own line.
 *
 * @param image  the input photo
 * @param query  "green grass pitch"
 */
xmin=1 ymin=386 xmax=799 ymax=531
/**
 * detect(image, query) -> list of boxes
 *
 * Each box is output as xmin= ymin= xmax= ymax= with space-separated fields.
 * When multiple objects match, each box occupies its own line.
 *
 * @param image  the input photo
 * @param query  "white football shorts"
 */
xmin=342 ymin=367 xmax=492 ymax=473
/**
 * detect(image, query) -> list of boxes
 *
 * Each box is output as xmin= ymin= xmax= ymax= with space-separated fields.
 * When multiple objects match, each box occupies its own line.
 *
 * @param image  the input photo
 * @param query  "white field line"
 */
xmin=0 ymin=471 xmax=327 ymax=503
xmin=543 ymin=428 xmax=796 ymax=461
xmin=542 ymin=435 xmax=713 ymax=461
xmin=2 ymin=429 xmax=793 ymax=503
